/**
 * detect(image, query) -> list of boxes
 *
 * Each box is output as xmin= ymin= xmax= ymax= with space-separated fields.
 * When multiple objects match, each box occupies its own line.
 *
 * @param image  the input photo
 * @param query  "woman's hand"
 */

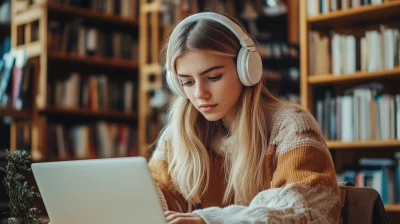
xmin=164 ymin=210 xmax=206 ymax=224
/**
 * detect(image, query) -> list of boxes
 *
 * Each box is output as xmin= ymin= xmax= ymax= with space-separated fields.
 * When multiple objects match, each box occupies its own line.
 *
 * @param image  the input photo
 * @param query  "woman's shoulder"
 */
xmin=268 ymin=103 xmax=329 ymax=156
xmin=269 ymin=103 xmax=322 ymax=139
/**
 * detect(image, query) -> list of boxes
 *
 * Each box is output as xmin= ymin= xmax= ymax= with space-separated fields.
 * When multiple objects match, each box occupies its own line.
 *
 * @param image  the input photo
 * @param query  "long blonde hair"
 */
xmin=158 ymin=14 xmax=281 ymax=206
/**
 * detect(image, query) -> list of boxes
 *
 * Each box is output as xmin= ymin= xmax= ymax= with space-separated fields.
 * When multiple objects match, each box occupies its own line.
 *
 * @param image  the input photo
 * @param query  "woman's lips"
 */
xmin=199 ymin=104 xmax=218 ymax=112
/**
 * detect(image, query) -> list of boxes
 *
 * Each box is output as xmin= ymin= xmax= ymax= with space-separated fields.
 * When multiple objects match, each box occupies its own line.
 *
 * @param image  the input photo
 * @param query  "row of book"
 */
xmin=48 ymin=0 xmax=139 ymax=20
xmin=337 ymin=155 xmax=400 ymax=205
xmin=258 ymin=41 xmax=299 ymax=60
xmin=48 ymin=72 xmax=137 ymax=112
xmin=0 ymin=50 xmax=35 ymax=110
xmin=316 ymin=83 xmax=400 ymax=141
xmin=48 ymin=19 xmax=139 ymax=60
xmin=307 ymin=0 xmax=395 ymax=16
xmin=47 ymin=122 xmax=138 ymax=160
xmin=309 ymin=26 xmax=400 ymax=76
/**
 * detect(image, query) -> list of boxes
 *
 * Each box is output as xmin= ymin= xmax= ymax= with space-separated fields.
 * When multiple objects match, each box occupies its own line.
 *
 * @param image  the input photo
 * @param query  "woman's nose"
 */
xmin=194 ymin=82 xmax=211 ymax=100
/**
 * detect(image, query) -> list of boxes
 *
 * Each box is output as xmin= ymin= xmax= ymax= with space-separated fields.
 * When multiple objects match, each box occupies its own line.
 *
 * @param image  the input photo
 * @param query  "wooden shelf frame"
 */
xmin=263 ymin=71 xmax=282 ymax=82
xmin=47 ymin=2 xmax=138 ymax=27
xmin=307 ymin=0 xmax=400 ymax=29
xmin=48 ymin=51 xmax=138 ymax=70
xmin=0 ymin=108 xmax=32 ymax=120
xmin=327 ymin=140 xmax=400 ymax=149
xmin=385 ymin=204 xmax=400 ymax=212
xmin=41 ymin=107 xmax=137 ymax=121
xmin=308 ymin=67 xmax=400 ymax=85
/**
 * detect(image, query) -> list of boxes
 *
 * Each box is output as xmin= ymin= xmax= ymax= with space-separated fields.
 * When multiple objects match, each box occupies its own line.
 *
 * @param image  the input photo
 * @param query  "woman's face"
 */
xmin=175 ymin=50 xmax=243 ymax=127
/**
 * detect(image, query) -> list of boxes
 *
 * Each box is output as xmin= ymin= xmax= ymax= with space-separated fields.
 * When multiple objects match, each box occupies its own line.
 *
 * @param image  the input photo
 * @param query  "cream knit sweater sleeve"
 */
xmin=193 ymin=104 xmax=341 ymax=224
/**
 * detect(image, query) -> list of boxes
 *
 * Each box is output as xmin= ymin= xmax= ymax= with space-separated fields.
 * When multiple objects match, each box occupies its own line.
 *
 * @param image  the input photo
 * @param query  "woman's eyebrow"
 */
xmin=177 ymin=65 xmax=224 ymax=77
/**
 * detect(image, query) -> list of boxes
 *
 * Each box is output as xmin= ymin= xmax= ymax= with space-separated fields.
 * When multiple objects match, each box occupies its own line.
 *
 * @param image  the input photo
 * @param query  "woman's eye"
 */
xmin=182 ymin=80 xmax=194 ymax=87
xmin=209 ymin=74 xmax=222 ymax=81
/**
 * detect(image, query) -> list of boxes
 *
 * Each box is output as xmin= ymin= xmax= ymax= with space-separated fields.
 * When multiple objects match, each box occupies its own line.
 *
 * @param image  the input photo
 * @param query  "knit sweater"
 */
xmin=148 ymin=104 xmax=341 ymax=224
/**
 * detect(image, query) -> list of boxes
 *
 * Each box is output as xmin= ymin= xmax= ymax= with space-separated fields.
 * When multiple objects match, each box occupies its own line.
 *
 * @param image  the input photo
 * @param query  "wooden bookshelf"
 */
xmin=301 ymin=1 xmax=400 ymax=110
xmin=47 ymin=2 xmax=138 ymax=27
xmin=41 ymin=108 xmax=137 ymax=121
xmin=48 ymin=51 xmax=138 ymax=70
xmin=10 ymin=0 xmax=141 ymax=162
xmin=0 ymin=108 xmax=32 ymax=120
xmin=308 ymin=0 xmax=400 ymax=29
xmin=327 ymin=140 xmax=400 ymax=149
xmin=308 ymin=67 xmax=400 ymax=85
xmin=301 ymin=1 xmax=400 ymax=218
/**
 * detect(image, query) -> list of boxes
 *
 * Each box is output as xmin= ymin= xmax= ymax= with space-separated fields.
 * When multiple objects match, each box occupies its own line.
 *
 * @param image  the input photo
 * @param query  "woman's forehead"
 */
xmin=175 ymin=50 xmax=233 ymax=75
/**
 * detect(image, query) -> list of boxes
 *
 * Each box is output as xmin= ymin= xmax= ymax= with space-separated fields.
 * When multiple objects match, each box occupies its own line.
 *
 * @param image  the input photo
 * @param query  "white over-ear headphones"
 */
xmin=165 ymin=12 xmax=263 ymax=98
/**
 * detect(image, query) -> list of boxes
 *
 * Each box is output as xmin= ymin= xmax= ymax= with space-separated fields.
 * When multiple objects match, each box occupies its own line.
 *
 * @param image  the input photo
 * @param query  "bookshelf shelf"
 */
xmin=263 ymin=71 xmax=282 ymax=82
xmin=41 ymin=108 xmax=137 ymax=121
xmin=308 ymin=67 xmax=400 ymax=85
xmin=385 ymin=204 xmax=400 ymax=212
xmin=48 ymin=51 xmax=138 ymax=70
xmin=307 ymin=0 xmax=400 ymax=29
xmin=327 ymin=140 xmax=400 ymax=149
xmin=47 ymin=3 xmax=138 ymax=27
xmin=0 ymin=108 xmax=32 ymax=120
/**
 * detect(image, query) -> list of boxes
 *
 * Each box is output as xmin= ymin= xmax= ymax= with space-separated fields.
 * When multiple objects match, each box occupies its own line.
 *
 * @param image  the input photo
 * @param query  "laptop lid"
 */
xmin=32 ymin=157 xmax=166 ymax=224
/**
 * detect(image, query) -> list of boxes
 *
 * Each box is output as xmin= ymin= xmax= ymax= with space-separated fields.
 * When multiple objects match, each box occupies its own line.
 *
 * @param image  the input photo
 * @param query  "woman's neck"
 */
xmin=222 ymin=105 xmax=239 ymax=129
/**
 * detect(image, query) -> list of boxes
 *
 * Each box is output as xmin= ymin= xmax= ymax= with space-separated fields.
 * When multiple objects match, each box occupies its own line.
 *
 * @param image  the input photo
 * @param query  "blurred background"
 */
xmin=1 ymin=0 xmax=400 ymax=223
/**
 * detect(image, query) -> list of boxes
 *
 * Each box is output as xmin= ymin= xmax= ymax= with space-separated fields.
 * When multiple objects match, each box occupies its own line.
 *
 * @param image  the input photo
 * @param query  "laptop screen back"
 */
xmin=32 ymin=157 xmax=166 ymax=224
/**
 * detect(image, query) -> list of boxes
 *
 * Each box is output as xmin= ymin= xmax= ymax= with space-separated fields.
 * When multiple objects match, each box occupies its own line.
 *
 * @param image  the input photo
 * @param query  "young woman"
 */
xmin=149 ymin=12 xmax=341 ymax=224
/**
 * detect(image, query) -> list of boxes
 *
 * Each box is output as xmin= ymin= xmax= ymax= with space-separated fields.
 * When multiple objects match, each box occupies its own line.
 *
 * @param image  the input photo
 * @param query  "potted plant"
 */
xmin=0 ymin=150 xmax=42 ymax=224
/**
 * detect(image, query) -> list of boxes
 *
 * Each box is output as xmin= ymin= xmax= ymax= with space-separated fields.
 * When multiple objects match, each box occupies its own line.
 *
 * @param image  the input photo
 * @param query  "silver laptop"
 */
xmin=31 ymin=157 xmax=166 ymax=224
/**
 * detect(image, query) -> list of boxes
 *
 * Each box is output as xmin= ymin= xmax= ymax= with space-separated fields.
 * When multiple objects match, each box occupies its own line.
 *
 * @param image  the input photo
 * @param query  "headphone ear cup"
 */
xmin=245 ymin=51 xmax=263 ymax=85
xmin=237 ymin=47 xmax=263 ymax=86
xmin=166 ymin=70 xmax=187 ymax=97
xmin=237 ymin=47 xmax=251 ymax=86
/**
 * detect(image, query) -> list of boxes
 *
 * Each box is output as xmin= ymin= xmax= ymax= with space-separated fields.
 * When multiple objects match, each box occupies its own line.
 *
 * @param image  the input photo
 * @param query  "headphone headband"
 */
xmin=166 ymin=12 xmax=255 ymax=72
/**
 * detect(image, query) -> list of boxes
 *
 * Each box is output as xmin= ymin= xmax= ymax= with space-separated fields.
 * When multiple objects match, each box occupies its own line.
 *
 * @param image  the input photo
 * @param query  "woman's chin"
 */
xmin=201 ymin=113 xmax=223 ymax=122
